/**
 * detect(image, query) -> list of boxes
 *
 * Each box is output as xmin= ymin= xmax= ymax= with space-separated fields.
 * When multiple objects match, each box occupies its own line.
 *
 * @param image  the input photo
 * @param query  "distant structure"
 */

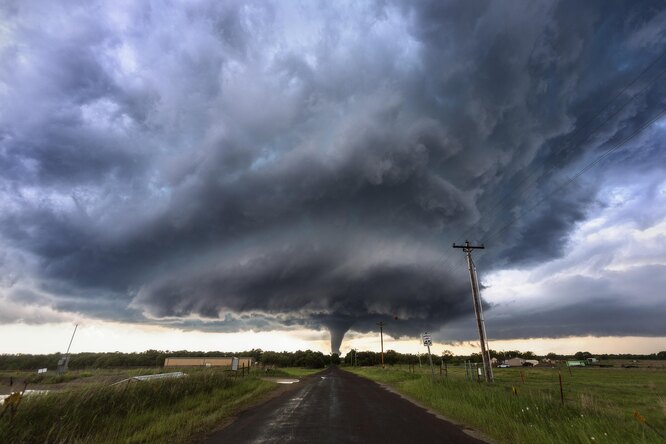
xmin=112 ymin=372 xmax=186 ymax=385
xmin=164 ymin=357 xmax=253 ymax=368
xmin=504 ymin=357 xmax=525 ymax=367
xmin=566 ymin=360 xmax=587 ymax=367
xmin=502 ymin=357 xmax=540 ymax=367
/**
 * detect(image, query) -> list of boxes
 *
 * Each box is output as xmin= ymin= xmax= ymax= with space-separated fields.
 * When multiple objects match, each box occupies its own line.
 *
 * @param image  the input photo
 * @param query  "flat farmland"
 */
xmin=0 ymin=367 xmax=321 ymax=443
xmin=348 ymin=364 xmax=666 ymax=444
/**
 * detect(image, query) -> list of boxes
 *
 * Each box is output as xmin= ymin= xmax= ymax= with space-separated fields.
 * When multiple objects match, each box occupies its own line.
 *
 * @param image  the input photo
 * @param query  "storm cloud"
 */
xmin=1 ymin=0 xmax=665 ymax=352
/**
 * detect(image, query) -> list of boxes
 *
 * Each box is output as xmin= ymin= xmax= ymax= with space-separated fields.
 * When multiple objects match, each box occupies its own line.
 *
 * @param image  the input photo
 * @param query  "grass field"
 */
xmin=0 ymin=365 xmax=324 ymax=392
xmin=347 ymin=364 xmax=666 ymax=444
xmin=0 ymin=366 xmax=320 ymax=443
xmin=0 ymin=368 xmax=169 ymax=391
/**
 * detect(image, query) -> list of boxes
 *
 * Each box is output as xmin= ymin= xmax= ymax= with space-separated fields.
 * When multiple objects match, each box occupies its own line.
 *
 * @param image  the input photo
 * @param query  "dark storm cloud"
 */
xmin=132 ymin=240 xmax=472 ymax=353
xmin=1 ymin=0 xmax=666 ymax=351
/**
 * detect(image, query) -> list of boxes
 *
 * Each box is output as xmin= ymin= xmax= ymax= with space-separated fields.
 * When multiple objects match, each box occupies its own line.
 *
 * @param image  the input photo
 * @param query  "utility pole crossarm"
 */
xmin=452 ymin=240 xmax=485 ymax=251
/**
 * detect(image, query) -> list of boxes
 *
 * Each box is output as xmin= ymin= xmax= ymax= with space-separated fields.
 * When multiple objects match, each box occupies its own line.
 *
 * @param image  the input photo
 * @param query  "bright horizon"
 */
xmin=4 ymin=321 xmax=665 ymax=358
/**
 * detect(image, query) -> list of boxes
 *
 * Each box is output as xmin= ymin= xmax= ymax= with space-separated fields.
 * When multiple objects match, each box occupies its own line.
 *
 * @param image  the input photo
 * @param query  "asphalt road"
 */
xmin=205 ymin=367 xmax=486 ymax=444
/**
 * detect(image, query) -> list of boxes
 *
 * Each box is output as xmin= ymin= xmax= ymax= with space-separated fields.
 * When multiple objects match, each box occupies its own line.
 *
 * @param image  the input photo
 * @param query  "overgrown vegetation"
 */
xmin=348 ymin=365 xmax=666 ymax=444
xmin=0 ymin=370 xmax=276 ymax=443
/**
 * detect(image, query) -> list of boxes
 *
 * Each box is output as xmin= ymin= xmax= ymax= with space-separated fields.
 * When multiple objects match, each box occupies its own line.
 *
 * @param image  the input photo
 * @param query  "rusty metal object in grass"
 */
xmin=634 ymin=410 xmax=665 ymax=439
xmin=633 ymin=411 xmax=646 ymax=424
xmin=0 ymin=382 xmax=28 ymax=420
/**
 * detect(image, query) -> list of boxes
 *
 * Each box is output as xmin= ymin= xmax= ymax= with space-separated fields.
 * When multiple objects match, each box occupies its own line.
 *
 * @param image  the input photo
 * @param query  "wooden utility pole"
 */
xmin=377 ymin=322 xmax=386 ymax=368
xmin=453 ymin=241 xmax=494 ymax=382
xmin=58 ymin=323 xmax=78 ymax=374
xmin=426 ymin=344 xmax=435 ymax=381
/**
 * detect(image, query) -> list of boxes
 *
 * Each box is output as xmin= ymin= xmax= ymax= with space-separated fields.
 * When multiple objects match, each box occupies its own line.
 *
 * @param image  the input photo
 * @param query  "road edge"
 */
xmin=341 ymin=368 xmax=495 ymax=444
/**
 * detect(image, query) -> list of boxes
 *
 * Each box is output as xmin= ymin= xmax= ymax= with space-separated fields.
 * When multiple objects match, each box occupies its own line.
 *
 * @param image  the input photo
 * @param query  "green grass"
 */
xmin=0 ymin=368 xmax=167 ymax=386
xmin=1 ymin=371 xmax=83 ymax=385
xmin=347 ymin=365 xmax=666 ymax=444
xmin=0 ymin=371 xmax=277 ymax=443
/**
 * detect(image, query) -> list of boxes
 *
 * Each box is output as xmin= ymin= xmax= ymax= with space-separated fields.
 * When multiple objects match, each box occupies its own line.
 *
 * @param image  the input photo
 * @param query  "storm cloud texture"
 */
xmin=1 ymin=0 xmax=666 ymax=353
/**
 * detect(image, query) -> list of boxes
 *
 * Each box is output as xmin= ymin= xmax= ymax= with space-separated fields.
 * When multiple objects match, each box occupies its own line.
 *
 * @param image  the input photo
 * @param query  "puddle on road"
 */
xmin=261 ymin=378 xmax=300 ymax=384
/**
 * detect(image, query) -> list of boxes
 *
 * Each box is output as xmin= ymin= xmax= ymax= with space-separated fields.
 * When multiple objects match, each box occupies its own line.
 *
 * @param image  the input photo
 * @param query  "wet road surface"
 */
xmin=205 ymin=366 xmax=486 ymax=444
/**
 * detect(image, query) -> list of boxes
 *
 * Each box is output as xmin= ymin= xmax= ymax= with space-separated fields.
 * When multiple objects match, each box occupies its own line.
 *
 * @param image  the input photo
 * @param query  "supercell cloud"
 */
xmin=1 ymin=0 xmax=665 ymax=353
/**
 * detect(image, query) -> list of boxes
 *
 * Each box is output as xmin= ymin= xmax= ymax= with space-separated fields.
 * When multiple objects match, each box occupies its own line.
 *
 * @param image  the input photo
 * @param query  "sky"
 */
xmin=1 ymin=0 xmax=665 ymax=357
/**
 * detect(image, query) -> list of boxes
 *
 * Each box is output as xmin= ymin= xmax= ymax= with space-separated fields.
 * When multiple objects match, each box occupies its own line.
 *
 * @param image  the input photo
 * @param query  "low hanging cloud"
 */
xmin=1 ymin=0 xmax=665 ymax=353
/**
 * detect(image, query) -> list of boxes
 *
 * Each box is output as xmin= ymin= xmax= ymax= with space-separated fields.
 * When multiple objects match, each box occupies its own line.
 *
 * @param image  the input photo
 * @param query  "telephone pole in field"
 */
xmin=453 ymin=241 xmax=494 ymax=382
xmin=377 ymin=321 xmax=386 ymax=368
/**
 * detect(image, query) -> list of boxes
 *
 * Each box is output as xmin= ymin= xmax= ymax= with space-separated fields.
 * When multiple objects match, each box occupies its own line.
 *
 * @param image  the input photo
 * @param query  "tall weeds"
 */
xmin=0 ymin=372 xmax=274 ymax=443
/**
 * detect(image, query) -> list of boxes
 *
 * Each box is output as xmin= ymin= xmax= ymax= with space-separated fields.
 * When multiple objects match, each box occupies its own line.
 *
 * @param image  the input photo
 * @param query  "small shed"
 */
xmin=505 ymin=357 xmax=525 ymax=367
xmin=164 ymin=357 xmax=253 ymax=368
xmin=566 ymin=360 xmax=586 ymax=367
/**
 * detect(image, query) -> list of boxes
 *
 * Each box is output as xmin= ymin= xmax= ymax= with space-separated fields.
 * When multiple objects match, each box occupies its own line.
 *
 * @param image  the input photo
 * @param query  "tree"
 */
xmin=384 ymin=350 xmax=399 ymax=366
xmin=441 ymin=350 xmax=453 ymax=362
xmin=574 ymin=351 xmax=592 ymax=360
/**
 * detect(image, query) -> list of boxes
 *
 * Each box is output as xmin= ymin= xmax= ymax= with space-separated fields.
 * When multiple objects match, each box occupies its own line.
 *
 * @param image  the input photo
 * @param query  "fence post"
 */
xmin=558 ymin=371 xmax=565 ymax=405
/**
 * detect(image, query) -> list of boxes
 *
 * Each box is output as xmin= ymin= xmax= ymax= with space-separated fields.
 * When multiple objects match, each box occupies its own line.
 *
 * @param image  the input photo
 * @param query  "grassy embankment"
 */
xmin=347 ymin=365 xmax=666 ymax=444
xmin=0 ymin=367 xmax=321 ymax=443
xmin=0 ymin=368 xmax=167 ymax=387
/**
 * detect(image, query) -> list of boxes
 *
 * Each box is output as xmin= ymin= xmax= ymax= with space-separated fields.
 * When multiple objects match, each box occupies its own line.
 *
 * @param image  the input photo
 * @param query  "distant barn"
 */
xmin=504 ymin=357 xmax=525 ymax=367
xmin=164 ymin=357 xmax=253 ymax=368
xmin=566 ymin=360 xmax=587 ymax=367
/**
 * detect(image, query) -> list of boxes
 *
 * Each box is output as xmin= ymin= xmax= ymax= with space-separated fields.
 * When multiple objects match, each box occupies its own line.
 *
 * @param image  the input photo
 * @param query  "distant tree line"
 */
xmin=0 ymin=349 xmax=327 ymax=370
xmin=342 ymin=349 xmax=666 ymax=366
xmin=261 ymin=350 xmax=331 ymax=368
xmin=2 ymin=349 xmax=664 ymax=371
